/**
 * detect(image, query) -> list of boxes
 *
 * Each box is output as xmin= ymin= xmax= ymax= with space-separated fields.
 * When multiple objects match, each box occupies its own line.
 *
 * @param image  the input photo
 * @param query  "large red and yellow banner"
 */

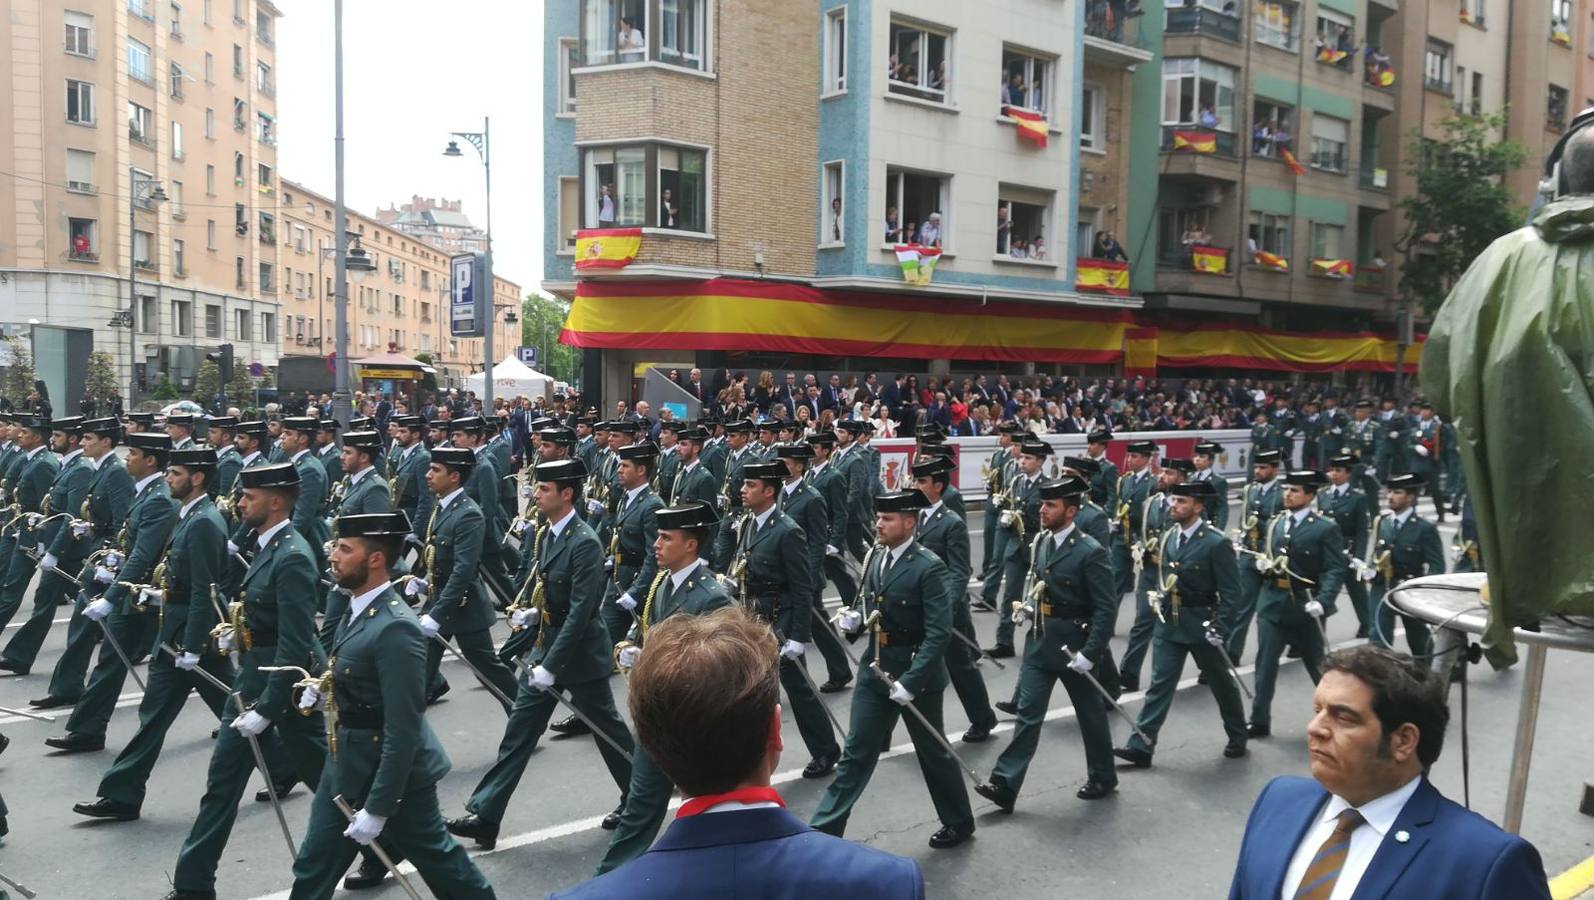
xmin=1075 ymin=258 xmax=1130 ymax=296
xmin=1153 ymin=322 xmax=1420 ymax=373
xmin=574 ymin=228 xmax=642 ymax=270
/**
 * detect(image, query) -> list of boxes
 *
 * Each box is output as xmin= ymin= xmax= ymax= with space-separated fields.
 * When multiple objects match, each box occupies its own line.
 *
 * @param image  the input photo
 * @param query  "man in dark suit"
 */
xmin=1228 ymin=645 xmax=1548 ymax=900
xmin=553 ymin=605 xmax=922 ymax=899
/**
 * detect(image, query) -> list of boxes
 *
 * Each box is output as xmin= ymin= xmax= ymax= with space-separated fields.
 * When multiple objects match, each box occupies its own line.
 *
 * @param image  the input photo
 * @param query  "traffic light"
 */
xmin=205 ymin=343 xmax=235 ymax=384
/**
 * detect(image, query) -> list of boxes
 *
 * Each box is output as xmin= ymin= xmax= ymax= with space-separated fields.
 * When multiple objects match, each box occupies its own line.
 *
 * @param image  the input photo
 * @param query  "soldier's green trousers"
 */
xmin=946 ymin=594 xmax=996 ymax=730
xmin=0 ymin=554 xmax=44 ymax=638
xmin=466 ymin=676 xmax=633 ymax=826
xmin=289 ymin=780 xmax=495 ymax=900
xmin=991 ymin=547 xmax=1027 ymax=648
xmin=1370 ymin=582 xmax=1433 ymax=658
xmin=1119 ymin=567 xmax=1160 ymax=686
xmin=992 ymin=654 xmax=1116 ymax=792
xmin=1343 ymin=571 xmax=1372 ymax=637
xmin=63 ymin=608 xmax=157 ymax=737
xmin=808 ymin=590 xmax=854 ymax=686
xmin=1225 ymin=564 xmax=1265 ymax=662
xmin=97 ymin=651 xmax=235 ymax=808
xmin=423 ymin=626 xmax=518 ymax=713
xmin=3 ymin=557 xmax=88 ymax=670
xmin=780 ymin=655 xmax=842 ymax=760
xmin=45 ymin=573 xmax=110 ymax=702
xmin=810 ymin=672 xmax=972 ymax=837
xmin=594 ymin=747 xmax=673 ymax=875
xmin=1125 ymin=635 xmax=1247 ymax=755
xmin=1249 ymin=615 xmax=1326 ymax=732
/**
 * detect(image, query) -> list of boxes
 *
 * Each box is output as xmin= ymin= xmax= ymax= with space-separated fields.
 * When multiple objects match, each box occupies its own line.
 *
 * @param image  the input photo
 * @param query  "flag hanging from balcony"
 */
xmin=894 ymin=244 xmax=943 ymax=285
xmin=1280 ymin=147 xmax=1308 ymax=176
xmin=1316 ymin=46 xmax=1349 ymax=65
xmin=1255 ymin=250 xmax=1289 ymax=271
xmin=574 ymin=228 xmax=643 ymax=271
xmin=1311 ymin=258 xmax=1354 ymax=279
xmin=1172 ymin=130 xmax=1217 ymax=153
xmin=1075 ymin=258 xmax=1130 ymax=296
xmin=1376 ymin=68 xmax=1396 ymax=87
xmin=1003 ymin=107 xmax=1049 ymax=147
xmin=1191 ymin=245 xmax=1229 ymax=274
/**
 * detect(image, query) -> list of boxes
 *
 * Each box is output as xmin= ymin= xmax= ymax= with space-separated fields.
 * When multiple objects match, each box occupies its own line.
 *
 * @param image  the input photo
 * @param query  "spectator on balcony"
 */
xmin=617 ymin=17 xmax=645 ymax=61
xmin=1253 ymin=119 xmax=1274 ymax=155
xmin=887 ymin=53 xmax=899 ymax=81
xmin=1273 ymin=123 xmax=1294 ymax=154
xmin=1031 ymin=235 xmax=1047 ymax=260
xmin=1001 ymin=73 xmax=1026 ymax=109
xmin=1199 ymin=104 xmax=1220 ymax=129
xmin=929 ymin=61 xmax=949 ymax=93
xmin=1009 ymin=238 xmax=1028 ymax=259
xmin=1092 ymin=230 xmax=1128 ymax=261
xmin=885 ymin=206 xmax=902 ymax=243
xmin=996 ymin=205 xmax=1013 ymax=251
xmin=598 ymin=184 xmax=616 ymax=226
xmin=660 ymin=189 xmax=678 ymax=228
xmin=1369 ymin=251 xmax=1388 ymax=270
xmin=919 ymin=212 xmax=943 ymax=248
xmin=902 ymin=219 xmax=920 ymax=245
xmin=829 ymin=197 xmax=843 ymax=243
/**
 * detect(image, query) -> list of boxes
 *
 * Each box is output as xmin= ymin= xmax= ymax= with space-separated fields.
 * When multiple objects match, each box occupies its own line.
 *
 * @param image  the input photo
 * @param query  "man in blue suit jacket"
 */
xmin=1228 ymin=645 xmax=1548 ymax=900
xmin=551 ymin=606 xmax=922 ymax=900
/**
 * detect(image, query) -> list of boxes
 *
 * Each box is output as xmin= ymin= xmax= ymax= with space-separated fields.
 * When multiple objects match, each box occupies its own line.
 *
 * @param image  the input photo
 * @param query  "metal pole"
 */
xmin=1502 ymin=642 xmax=1547 ymax=834
xmin=482 ymin=115 xmax=495 ymax=414
xmin=128 ymin=166 xmax=138 ymax=405
xmin=330 ymin=0 xmax=353 ymax=430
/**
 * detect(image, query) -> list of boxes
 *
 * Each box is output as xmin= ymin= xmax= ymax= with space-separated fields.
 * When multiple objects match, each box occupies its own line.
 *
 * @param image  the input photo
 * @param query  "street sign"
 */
xmin=248 ymin=362 xmax=265 ymax=377
xmin=517 ymin=346 xmax=538 ymax=367
xmin=451 ymin=253 xmax=487 ymax=338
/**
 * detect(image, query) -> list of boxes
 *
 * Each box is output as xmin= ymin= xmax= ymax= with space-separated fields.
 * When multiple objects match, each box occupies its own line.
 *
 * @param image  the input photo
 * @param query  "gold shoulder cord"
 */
xmin=637 ymin=570 xmax=669 ymax=642
xmin=508 ymin=523 xmax=549 ymax=632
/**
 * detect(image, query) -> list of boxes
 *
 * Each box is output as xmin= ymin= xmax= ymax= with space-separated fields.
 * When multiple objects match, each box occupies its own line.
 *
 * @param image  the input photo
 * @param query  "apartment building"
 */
xmin=375 ymin=195 xmax=490 ymax=257
xmin=277 ymin=180 xmax=521 ymax=392
xmin=0 ymin=0 xmax=284 ymax=399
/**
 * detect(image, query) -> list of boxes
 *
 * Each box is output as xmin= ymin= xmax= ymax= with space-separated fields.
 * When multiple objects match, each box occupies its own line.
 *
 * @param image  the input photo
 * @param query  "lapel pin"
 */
xmin=1394 ymin=830 xmax=1410 ymax=843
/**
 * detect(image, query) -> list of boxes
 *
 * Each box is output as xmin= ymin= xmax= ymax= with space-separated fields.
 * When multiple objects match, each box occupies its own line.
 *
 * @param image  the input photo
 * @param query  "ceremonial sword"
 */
xmin=511 ymin=659 xmax=634 ymax=764
xmin=331 ymin=795 xmax=423 ymax=900
xmin=776 ymin=629 xmax=846 ymax=740
xmin=0 ymin=868 xmax=37 ymax=899
xmin=1058 ymin=646 xmax=1152 ymax=745
xmin=1201 ymin=620 xmax=1255 ymax=700
xmin=430 ymin=634 xmax=514 ymax=712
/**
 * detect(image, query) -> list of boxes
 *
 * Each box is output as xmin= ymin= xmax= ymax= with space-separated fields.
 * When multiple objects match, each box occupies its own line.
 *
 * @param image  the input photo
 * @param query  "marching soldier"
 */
xmin=18 ymin=418 xmax=134 ymax=700
xmin=1405 ymin=402 xmax=1446 ymax=522
xmin=1249 ymin=411 xmax=1276 ymax=459
xmin=0 ymin=416 xmax=21 ymax=505
xmin=1058 ymin=457 xmax=1115 ymax=546
xmin=806 ymin=432 xmax=858 ymax=647
xmin=73 ymin=447 xmax=234 ymax=822
xmin=913 ymin=427 xmax=965 ymax=519
xmin=595 ymin=500 xmax=733 ymax=874
xmin=0 ymin=416 xmax=63 ymax=640
xmin=977 ymin=423 xmax=1022 ymax=608
xmin=315 ymin=419 xmax=343 ymax=488
xmin=666 ymin=424 xmax=718 ymax=508
xmin=978 ymin=475 xmax=1119 ymax=811
xmin=1345 ymin=399 xmax=1382 ymax=499
xmin=274 ymin=417 xmax=331 ymax=578
xmin=832 ymin=420 xmax=874 ymax=563
xmin=45 ymin=433 xmax=176 ymax=752
xmin=1374 ymin=397 xmax=1403 ymax=481
xmin=910 ymin=455 xmax=996 ymax=743
xmin=1299 ymin=399 xmax=1323 ymax=470
xmin=1111 ymin=439 xmax=1158 ymax=606
xmin=1113 ymin=479 xmax=1249 ymax=768
xmin=1245 ymin=470 xmax=1346 ymax=739
xmin=1191 ymin=441 xmax=1230 ymax=528
xmin=727 ymin=461 xmax=841 ymax=777
xmin=1268 ymin=395 xmax=1297 ymax=460
xmin=389 ymin=416 xmax=432 ymax=543
xmin=1119 ymin=458 xmax=1190 ymax=693
xmin=699 ymin=418 xmax=728 ymax=483
xmin=812 ymin=489 xmax=974 ymax=849
xmin=983 ymin=438 xmax=1048 ymax=659
xmin=165 ymin=463 xmax=330 ymax=900
xmin=653 ymin=420 xmax=681 ymax=503
xmin=288 ymin=511 xmax=498 ymax=900
xmin=1319 ymin=454 xmax=1374 ymax=639
xmin=604 ymin=442 xmax=663 ymax=648
xmin=319 ymin=431 xmax=392 ymax=650
xmin=1358 ymin=473 xmax=1446 ymax=657
xmin=1318 ymin=395 xmax=1349 ymax=463
xmin=407 ymin=446 xmax=519 ymax=709
xmin=754 ymin=419 xmax=780 ymax=462
xmin=208 ymin=417 xmax=243 ymax=497
xmin=448 ymin=417 xmax=512 ymax=603
xmin=265 ymin=417 xmax=289 ymax=464
xmin=493 ymin=424 xmax=578 ymax=668
xmin=166 ymin=413 xmax=200 ymax=451
xmin=710 ymin=419 xmax=756 ymax=571
xmin=1453 ymin=491 xmax=1482 ymax=574
xmin=574 ymin=415 xmax=600 ymax=471
xmin=773 ymin=442 xmax=853 ymax=692
xmin=449 ymin=459 xmax=635 ymax=848
xmin=1224 ymin=448 xmax=1284 ymax=665
xmin=1083 ymin=428 xmax=1119 ymax=510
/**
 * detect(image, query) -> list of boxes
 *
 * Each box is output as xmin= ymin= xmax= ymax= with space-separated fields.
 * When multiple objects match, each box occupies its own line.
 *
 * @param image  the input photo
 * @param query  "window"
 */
xmin=1471 ymin=71 xmax=1484 ymax=114
xmin=257 ymin=162 xmax=273 ymax=187
xmin=1079 ymin=82 xmax=1105 ymax=150
xmin=1162 ymin=58 xmax=1237 ymax=131
xmin=1001 ymin=47 xmax=1054 ymax=118
xmin=1251 ymin=99 xmax=1294 ymax=156
xmin=170 ymin=120 xmax=184 ymax=159
xmin=128 ymin=38 xmax=152 ymax=82
xmin=1548 ymin=85 xmax=1569 ymax=130
xmin=173 ymin=238 xmax=185 ymax=274
xmin=580 ymin=0 xmax=647 ymax=66
xmin=1310 ymin=222 xmax=1344 ymax=260
xmin=888 ymin=20 xmax=952 ymax=103
xmin=234 ymin=151 xmax=245 ymax=182
xmin=235 ymin=202 xmax=247 ymax=234
xmin=820 ymin=161 xmax=845 ymax=245
xmin=128 ymin=0 xmax=152 ymax=20
xmin=584 ymin=145 xmax=647 ymax=227
xmin=258 ymin=211 xmax=276 ymax=244
xmin=256 ymin=112 xmax=275 ymax=145
xmin=1254 ymin=2 xmax=1298 ymax=51
xmin=133 ymin=229 xmax=154 ymax=269
xmin=204 ymin=51 xmax=214 ymax=83
xmin=65 ymin=11 xmax=93 ymax=56
xmin=658 ymin=0 xmax=705 ymax=70
xmin=66 ymin=80 xmax=95 ymax=124
xmin=1551 ymin=0 xmax=1571 ymax=44
xmin=172 ymin=300 xmax=192 ymax=336
xmin=824 ymin=8 xmax=847 ymax=94
xmin=293 ymin=224 xmax=306 ymax=251
xmin=205 ymin=106 xmax=215 ymax=138
xmin=203 ymin=0 xmax=211 ymax=25
xmin=1310 ymin=114 xmax=1348 ymax=171
xmin=883 ymin=166 xmax=949 ymax=248
xmin=169 ymin=180 xmax=184 ymax=216
xmin=1461 ymin=0 xmax=1485 ymax=26
xmin=129 ymin=101 xmax=152 ymax=144
xmin=170 ymin=62 xmax=185 ymax=99
xmin=132 ymin=168 xmax=156 ymax=209
xmin=236 ymin=308 xmax=253 ymax=340
xmin=558 ymin=176 xmax=579 ymax=250
xmin=257 ymin=61 xmax=272 ymax=94
xmin=68 ymin=217 xmax=97 ymax=259
xmin=1424 ymin=39 xmax=1452 ymax=93
xmin=205 ymin=164 xmax=215 ymax=194
xmin=235 ymin=256 xmax=246 ymax=289
xmin=233 ymin=43 xmax=243 ymax=77
xmin=1075 ymin=207 xmax=1100 ymax=260
xmin=256 ymin=8 xmax=273 ymax=43
xmin=262 ymin=313 xmax=276 ymax=343
xmin=170 ymin=2 xmax=183 ymax=38
xmin=66 ymin=149 xmax=95 ymax=193
xmin=207 ymin=219 xmax=217 ymax=249
xmin=139 ymin=295 xmax=157 ymax=333
xmin=1248 ymin=211 xmax=1290 ymax=260
xmin=657 ymin=145 xmax=706 ymax=231
xmin=996 ymin=185 xmax=1053 ymax=260
xmin=205 ymin=304 xmax=222 ymax=338
xmin=558 ymin=38 xmax=579 ymax=113
xmin=258 ymin=261 xmax=275 ymax=292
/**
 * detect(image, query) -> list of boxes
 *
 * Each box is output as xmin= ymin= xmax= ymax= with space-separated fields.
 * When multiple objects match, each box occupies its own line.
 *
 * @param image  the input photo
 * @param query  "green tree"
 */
xmin=227 ymin=364 xmax=262 ymax=414
xmin=1396 ymin=110 xmax=1528 ymax=315
xmin=0 ymin=337 xmax=37 ymax=404
xmin=191 ymin=360 xmax=222 ymax=405
xmin=85 ymin=351 xmax=119 ymax=404
xmin=413 ymin=352 xmax=440 ymax=394
xmin=152 ymin=377 xmax=179 ymax=401
xmin=519 ymin=292 xmax=578 ymax=385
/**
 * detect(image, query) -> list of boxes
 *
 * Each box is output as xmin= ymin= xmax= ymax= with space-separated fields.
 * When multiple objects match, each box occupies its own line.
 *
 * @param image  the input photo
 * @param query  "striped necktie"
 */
xmin=1292 ymin=808 xmax=1365 ymax=899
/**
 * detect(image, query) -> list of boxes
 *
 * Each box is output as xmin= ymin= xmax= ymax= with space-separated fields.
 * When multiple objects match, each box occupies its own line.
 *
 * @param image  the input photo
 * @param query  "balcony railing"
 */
xmin=1160 ymin=126 xmax=1238 ymax=158
xmin=68 ymin=248 xmax=99 ymax=262
xmin=1360 ymin=163 xmax=1389 ymax=189
xmin=1354 ymin=267 xmax=1389 ymax=292
xmin=1165 ymin=7 xmax=1241 ymax=43
xmin=1085 ymin=0 xmax=1144 ymax=46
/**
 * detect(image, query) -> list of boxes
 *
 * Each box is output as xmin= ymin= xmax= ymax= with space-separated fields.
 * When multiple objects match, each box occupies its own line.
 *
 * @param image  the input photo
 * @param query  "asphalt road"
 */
xmin=1 ymin=499 xmax=1590 ymax=899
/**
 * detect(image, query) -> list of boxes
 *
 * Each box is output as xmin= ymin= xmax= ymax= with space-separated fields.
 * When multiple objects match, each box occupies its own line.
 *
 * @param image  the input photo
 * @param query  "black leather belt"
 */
xmin=339 ymin=707 xmax=383 ymax=729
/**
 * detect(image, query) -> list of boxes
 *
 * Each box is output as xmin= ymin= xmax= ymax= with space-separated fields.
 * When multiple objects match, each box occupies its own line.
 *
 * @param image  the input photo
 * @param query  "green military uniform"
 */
xmin=290 ymin=448 xmax=332 ymax=575
xmin=1120 ymin=486 xmax=1175 ymax=688
xmin=1453 ymin=493 xmax=1482 ymax=574
xmin=809 ymin=450 xmax=858 ymax=612
xmin=173 ymin=497 xmax=330 ymax=894
xmin=416 ymin=485 xmax=519 ymax=708
xmin=1405 ymin=415 xmax=1445 ymax=518
xmin=833 ymin=436 xmax=873 ymax=562
xmin=596 ymin=554 xmax=731 ymax=874
xmin=603 ymin=479 xmax=663 ymax=646
xmin=288 ymin=583 xmax=495 ymax=899
xmin=1248 ymin=500 xmax=1346 ymax=734
xmin=668 ymin=457 xmax=717 ymax=509
xmin=575 ymin=433 xmax=600 ymax=473
xmin=1318 ymin=404 xmax=1349 ymax=463
xmin=1317 ymin=476 xmax=1373 ymax=638
xmin=1191 ymin=456 xmax=1230 ymax=529
xmin=215 ymin=445 xmax=243 ymax=498
xmin=653 ymin=443 xmax=681 ymax=503
xmin=1122 ymin=510 xmax=1248 ymax=760
xmin=319 ymin=461 xmax=392 ymax=652
xmin=1268 ymin=406 xmax=1297 ymax=459
xmin=978 ymin=441 xmax=1017 ymax=599
xmin=991 ymin=465 xmax=1043 ymax=649
xmin=1225 ymin=470 xmax=1284 ymax=662
xmin=0 ymin=440 xmax=62 ymax=637
xmin=1366 ymin=504 xmax=1446 ymax=657
xmin=390 ymin=441 xmax=431 ymax=536
xmin=700 ymin=432 xmax=728 ymax=483
xmin=779 ymin=470 xmax=852 ymax=688
xmin=710 ymin=441 xmax=757 ymax=571
xmin=1249 ymin=420 xmax=1276 ymax=458
xmin=464 ymin=441 xmax=512 ymax=602
xmin=316 ymin=440 xmax=343 ymax=493
xmin=811 ymin=514 xmax=973 ymax=839
xmin=1345 ymin=412 xmax=1383 ymax=498
xmin=914 ymin=492 xmax=994 ymax=736
xmin=1111 ymin=465 xmax=1155 ymax=597
xmin=1086 ymin=445 xmax=1120 ymax=511
xmin=1374 ymin=409 xmax=1404 ymax=481
xmin=1300 ymin=411 xmax=1324 ymax=469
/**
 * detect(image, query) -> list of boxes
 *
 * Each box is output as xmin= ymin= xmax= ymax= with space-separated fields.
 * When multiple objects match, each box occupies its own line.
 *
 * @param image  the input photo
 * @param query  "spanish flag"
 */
xmin=1280 ymin=147 xmax=1308 ymax=176
xmin=1075 ymin=258 xmax=1130 ymax=296
xmin=1172 ymin=130 xmax=1217 ymax=153
xmin=1316 ymin=47 xmax=1349 ymax=64
xmin=1255 ymin=250 xmax=1289 ymax=271
xmin=1377 ymin=69 xmax=1396 ymax=87
xmin=1191 ymin=245 xmax=1228 ymax=274
xmin=1311 ymin=258 xmax=1354 ymax=279
xmin=1004 ymin=107 xmax=1049 ymax=148
xmin=574 ymin=228 xmax=643 ymax=271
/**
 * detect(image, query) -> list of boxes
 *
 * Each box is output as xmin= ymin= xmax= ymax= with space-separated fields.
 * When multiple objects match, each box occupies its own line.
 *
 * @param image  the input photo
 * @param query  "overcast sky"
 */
xmin=275 ymin=0 xmax=544 ymax=291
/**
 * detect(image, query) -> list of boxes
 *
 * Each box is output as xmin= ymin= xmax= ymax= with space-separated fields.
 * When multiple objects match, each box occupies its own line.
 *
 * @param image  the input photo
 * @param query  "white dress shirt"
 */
xmin=255 ymin=517 xmax=292 ymax=550
xmin=1050 ymin=523 xmax=1077 ymax=552
xmin=347 ymin=580 xmax=395 ymax=620
xmin=1281 ymin=776 xmax=1423 ymax=900
xmin=668 ymin=558 xmax=704 ymax=592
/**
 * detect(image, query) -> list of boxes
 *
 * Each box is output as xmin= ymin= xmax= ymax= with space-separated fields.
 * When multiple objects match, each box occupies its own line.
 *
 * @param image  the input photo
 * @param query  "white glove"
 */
xmin=404 ymin=578 xmax=429 ymax=598
xmin=510 ymin=607 xmax=535 ymax=628
xmin=72 ymin=521 xmax=90 ymax=538
xmin=508 ymin=518 xmax=528 ymax=538
xmin=603 ymin=557 xmax=615 ymax=571
xmin=84 ymin=598 xmax=115 ymax=621
xmin=174 ymin=651 xmax=201 ymax=671
xmin=94 ymin=565 xmax=117 ymax=584
xmin=586 ymin=498 xmax=606 ymax=516
xmin=1108 ymin=519 xmax=1122 ymax=533
xmin=779 ymin=639 xmax=805 ymax=660
xmin=298 ymin=683 xmax=323 ymax=711
xmin=216 ymin=630 xmax=236 ymax=654
xmin=1203 ymin=628 xmax=1226 ymax=649
xmin=35 ymin=542 xmax=46 ymax=557
xmin=343 ymin=809 xmax=387 ymax=846
xmin=139 ymin=587 xmax=165 ymax=607
xmin=40 ymin=552 xmax=59 ymax=572
xmin=617 ymin=645 xmax=641 ymax=669
xmin=231 ymin=710 xmax=271 ymax=737
xmin=1414 ymin=445 xmax=1430 ymax=457
xmin=1011 ymin=604 xmax=1034 ymax=626
xmin=887 ymin=681 xmax=914 ymax=706
xmin=1304 ymin=600 xmax=1325 ymax=618
xmin=526 ymin=664 xmax=555 ymax=691
xmin=825 ymin=544 xmax=841 ymax=557
xmin=1360 ymin=565 xmax=1378 ymax=582
xmin=837 ymin=609 xmax=863 ymax=634
xmin=520 ymin=485 xmax=534 ymax=499
xmin=405 ymin=533 xmax=424 ymax=548
xmin=1067 ymin=652 xmax=1094 ymax=674
xmin=103 ymin=549 xmax=124 ymax=569
xmin=1254 ymin=556 xmax=1273 ymax=573
xmin=1387 ymin=431 xmax=1399 ymax=439
xmin=227 ymin=540 xmax=240 ymax=556
xmin=616 ymin=593 xmax=637 ymax=612
xmin=418 ymin=614 xmax=441 ymax=639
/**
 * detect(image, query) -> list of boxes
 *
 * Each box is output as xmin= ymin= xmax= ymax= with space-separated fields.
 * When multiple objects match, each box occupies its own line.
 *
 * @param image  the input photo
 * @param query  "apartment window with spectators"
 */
xmin=884 ymin=167 xmax=950 ymax=248
xmin=66 ymin=80 xmax=95 ymax=125
xmin=1162 ymin=57 xmax=1236 ymax=131
xmin=1548 ymin=84 xmax=1569 ymax=130
xmin=1309 ymin=114 xmax=1348 ymax=171
xmin=1252 ymin=99 xmax=1295 ymax=157
xmin=820 ymin=161 xmax=845 ymax=246
xmin=580 ymin=0 xmax=648 ymax=66
xmin=68 ymin=217 xmax=98 ymax=260
xmin=996 ymin=186 xmax=1053 ymax=260
xmin=1001 ymin=47 xmax=1053 ymax=119
xmin=65 ymin=11 xmax=94 ymax=56
xmin=1310 ymin=222 xmax=1344 ymax=260
xmin=129 ymin=102 xmax=153 ymax=145
xmin=889 ymin=19 xmax=953 ymax=104
xmin=1249 ymin=211 xmax=1291 ymax=259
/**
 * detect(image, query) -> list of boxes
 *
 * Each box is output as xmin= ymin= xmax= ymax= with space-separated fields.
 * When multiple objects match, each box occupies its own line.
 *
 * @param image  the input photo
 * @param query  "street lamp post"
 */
xmin=127 ymin=167 xmax=167 ymax=405
xmin=331 ymin=0 xmax=353 ymax=428
xmin=444 ymin=117 xmax=494 ymax=411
